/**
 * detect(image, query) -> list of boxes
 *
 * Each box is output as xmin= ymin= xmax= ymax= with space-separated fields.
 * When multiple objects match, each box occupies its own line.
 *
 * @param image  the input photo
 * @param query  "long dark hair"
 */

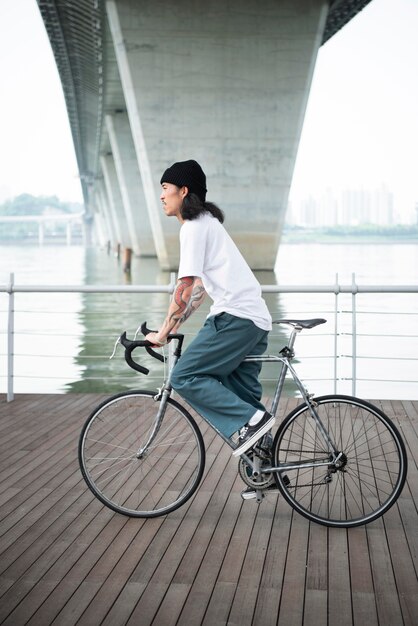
xmin=181 ymin=193 xmax=224 ymax=223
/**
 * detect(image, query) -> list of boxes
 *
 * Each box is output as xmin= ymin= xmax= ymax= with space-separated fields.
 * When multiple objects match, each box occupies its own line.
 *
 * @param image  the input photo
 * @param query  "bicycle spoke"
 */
xmin=274 ymin=396 xmax=407 ymax=527
xmin=79 ymin=391 xmax=205 ymax=517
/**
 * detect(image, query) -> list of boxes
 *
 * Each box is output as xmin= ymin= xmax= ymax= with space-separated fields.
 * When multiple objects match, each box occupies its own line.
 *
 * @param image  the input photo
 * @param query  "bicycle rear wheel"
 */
xmin=79 ymin=390 xmax=206 ymax=517
xmin=272 ymin=395 xmax=407 ymax=527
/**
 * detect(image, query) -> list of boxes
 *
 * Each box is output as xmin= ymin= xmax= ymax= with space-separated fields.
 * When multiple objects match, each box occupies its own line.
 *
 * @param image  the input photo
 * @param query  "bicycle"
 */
xmin=78 ymin=319 xmax=408 ymax=528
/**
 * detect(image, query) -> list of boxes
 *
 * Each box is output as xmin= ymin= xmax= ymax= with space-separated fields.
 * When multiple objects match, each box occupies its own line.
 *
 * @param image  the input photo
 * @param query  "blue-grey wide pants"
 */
xmin=171 ymin=312 xmax=269 ymax=438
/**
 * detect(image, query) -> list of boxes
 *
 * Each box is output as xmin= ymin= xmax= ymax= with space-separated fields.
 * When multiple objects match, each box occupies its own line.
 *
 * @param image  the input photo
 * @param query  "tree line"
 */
xmin=0 ymin=194 xmax=83 ymax=240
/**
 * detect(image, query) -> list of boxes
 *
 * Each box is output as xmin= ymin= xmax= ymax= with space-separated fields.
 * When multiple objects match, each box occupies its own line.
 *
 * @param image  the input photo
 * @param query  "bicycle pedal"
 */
xmin=241 ymin=488 xmax=265 ymax=502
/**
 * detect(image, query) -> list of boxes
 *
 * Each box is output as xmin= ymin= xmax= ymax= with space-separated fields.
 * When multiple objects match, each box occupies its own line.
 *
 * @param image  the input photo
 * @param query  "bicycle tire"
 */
xmin=78 ymin=390 xmax=206 ymax=518
xmin=272 ymin=395 xmax=407 ymax=528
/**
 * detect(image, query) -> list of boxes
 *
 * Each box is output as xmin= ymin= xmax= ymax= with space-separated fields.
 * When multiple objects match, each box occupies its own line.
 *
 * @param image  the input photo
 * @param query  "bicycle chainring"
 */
xmin=238 ymin=450 xmax=275 ymax=489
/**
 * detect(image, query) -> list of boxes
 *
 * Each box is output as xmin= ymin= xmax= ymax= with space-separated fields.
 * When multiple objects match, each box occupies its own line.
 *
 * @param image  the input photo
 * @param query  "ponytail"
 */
xmin=181 ymin=193 xmax=224 ymax=223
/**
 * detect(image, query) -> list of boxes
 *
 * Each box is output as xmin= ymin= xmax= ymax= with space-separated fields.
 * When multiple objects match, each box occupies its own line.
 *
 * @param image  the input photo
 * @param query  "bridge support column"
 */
xmin=96 ymin=183 xmax=116 ymax=249
xmin=93 ymin=209 xmax=108 ymax=248
xmin=100 ymin=152 xmax=133 ymax=253
xmin=105 ymin=112 xmax=157 ymax=258
xmin=106 ymin=0 xmax=328 ymax=269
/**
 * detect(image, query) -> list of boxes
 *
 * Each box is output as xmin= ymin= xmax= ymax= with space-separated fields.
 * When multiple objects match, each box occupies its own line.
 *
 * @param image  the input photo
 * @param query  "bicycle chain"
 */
xmin=240 ymin=446 xmax=333 ymax=490
xmin=286 ymin=479 xmax=331 ymax=489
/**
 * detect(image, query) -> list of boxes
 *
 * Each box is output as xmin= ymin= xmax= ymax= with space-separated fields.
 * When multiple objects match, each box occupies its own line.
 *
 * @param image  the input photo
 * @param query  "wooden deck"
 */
xmin=0 ymin=393 xmax=417 ymax=626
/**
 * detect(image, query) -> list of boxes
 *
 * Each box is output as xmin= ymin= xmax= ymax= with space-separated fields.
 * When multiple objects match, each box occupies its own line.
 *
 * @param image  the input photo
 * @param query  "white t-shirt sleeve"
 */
xmin=177 ymin=220 xmax=206 ymax=279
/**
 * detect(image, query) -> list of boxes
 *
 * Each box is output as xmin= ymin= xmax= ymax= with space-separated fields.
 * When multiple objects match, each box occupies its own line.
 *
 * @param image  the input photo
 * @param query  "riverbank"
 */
xmin=282 ymin=225 xmax=418 ymax=244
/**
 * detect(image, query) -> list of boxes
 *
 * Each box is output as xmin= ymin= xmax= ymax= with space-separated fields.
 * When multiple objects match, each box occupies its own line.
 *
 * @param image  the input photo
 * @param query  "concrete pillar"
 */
xmin=100 ymin=153 xmax=131 ymax=250
xmin=106 ymin=0 xmax=328 ymax=270
xmin=105 ymin=112 xmax=157 ymax=258
xmin=93 ymin=211 xmax=108 ymax=247
xmin=96 ymin=183 xmax=115 ymax=248
xmin=81 ymin=217 xmax=90 ymax=246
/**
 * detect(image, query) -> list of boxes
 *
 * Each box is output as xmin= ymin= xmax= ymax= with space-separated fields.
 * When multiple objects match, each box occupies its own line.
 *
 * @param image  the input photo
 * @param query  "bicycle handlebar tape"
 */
xmin=125 ymin=346 xmax=149 ymax=375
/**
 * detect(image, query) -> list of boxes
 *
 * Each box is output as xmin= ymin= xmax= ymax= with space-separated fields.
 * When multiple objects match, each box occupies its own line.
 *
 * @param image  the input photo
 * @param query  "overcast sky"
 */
xmin=0 ymin=0 xmax=417 ymax=221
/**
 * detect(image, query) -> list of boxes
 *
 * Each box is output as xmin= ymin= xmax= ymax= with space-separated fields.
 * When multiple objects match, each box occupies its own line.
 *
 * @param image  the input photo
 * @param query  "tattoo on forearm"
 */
xmin=159 ymin=277 xmax=206 ymax=336
xmin=178 ymin=283 xmax=206 ymax=324
xmin=172 ymin=276 xmax=193 ymax=315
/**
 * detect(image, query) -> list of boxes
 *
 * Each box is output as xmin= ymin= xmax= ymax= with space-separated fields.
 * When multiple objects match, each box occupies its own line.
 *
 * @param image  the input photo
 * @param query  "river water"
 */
xmin=1 ymin=241 xmax=417 ymax=400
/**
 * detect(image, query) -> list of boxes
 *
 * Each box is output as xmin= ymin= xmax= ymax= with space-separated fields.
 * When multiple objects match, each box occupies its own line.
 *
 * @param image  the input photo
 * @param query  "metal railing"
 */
xmin=1 ymin=272 xmax=417 ymax=402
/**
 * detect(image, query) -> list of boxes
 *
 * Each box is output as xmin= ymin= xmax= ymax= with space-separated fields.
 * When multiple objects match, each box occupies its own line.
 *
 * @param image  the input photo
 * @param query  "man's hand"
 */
xmin=145 ymin=331 xmax=167 ymax=347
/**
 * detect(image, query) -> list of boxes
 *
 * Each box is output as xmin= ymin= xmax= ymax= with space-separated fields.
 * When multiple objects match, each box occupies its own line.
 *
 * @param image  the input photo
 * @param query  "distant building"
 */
xmin=288 ymin=184 xmax=395 ymax=227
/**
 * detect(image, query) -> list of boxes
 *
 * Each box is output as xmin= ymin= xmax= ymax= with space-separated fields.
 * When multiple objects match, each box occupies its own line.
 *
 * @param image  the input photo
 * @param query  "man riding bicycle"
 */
xmin=146 ymin=159 xmax=274 ymax=457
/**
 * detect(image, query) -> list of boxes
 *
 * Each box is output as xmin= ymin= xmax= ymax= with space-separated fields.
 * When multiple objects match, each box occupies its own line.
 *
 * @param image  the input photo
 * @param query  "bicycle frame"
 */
xmin=242 ymin=325 xmax=341 ymax=475
xmin=138 ymin=326 xmax=341 ymax=476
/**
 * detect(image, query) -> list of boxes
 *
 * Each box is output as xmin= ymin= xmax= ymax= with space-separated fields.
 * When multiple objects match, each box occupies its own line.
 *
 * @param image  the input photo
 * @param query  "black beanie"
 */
xmin=160 ymin=159 xmax=207 ymax=202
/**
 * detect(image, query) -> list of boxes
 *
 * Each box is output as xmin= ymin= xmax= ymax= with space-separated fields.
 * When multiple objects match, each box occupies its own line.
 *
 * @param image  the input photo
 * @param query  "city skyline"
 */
xmin=287 ymin=181 xmax=417 ymax=228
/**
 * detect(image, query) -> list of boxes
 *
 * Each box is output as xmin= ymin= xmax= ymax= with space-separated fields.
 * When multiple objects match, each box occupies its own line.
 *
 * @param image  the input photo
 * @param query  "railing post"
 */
xmin=7 ymin=273 xmax=15 ymax=402
xmin=352 ymin=272 xmax=357 ymax=396
xmin=334 ymin=273 xmax=339 ymax=394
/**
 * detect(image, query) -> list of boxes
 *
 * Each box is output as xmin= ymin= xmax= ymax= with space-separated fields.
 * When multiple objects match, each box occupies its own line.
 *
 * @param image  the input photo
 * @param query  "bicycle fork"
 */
xmin=137 ymin=343 xmax=180 ymax=459
xmin=136 ymin=387 xmax=171 ymax=458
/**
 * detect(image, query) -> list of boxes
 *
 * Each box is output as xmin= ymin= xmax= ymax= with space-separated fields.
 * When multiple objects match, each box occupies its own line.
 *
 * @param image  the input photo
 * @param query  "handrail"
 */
xmin=1 ymin=282 xmax=417 ymax=294
xmin=0 ymin=283 xmax=177 ymax=294
xmin=1 ymin=273 xmax=418 ymax=402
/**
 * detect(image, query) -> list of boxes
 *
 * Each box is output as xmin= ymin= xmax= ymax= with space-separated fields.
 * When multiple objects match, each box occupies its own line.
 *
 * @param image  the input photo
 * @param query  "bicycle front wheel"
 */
xmin=79 ymin=390 xmax=206 ymax=517
xmin=272 ymin=395 xmax=407 ymax=528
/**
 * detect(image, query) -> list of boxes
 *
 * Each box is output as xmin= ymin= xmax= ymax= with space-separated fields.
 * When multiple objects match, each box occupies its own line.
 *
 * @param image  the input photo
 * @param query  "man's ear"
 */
xmin=180 ymin=186 xmax=189 ymax=198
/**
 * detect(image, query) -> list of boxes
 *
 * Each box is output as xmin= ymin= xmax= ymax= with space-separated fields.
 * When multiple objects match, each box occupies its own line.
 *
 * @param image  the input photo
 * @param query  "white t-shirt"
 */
xmin=177 ymin=212 xmax=272 ymax=331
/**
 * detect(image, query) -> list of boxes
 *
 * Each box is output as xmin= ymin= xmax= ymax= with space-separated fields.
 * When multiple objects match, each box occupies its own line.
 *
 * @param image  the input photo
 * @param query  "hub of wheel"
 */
xmin=334 ymin=452 xmax=348 ymax=470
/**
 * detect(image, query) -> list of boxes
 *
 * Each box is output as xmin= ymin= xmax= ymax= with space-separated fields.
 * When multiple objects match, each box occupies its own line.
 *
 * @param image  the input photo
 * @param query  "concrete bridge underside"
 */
xmin=37 ymin=0 xmax=372 ymax=270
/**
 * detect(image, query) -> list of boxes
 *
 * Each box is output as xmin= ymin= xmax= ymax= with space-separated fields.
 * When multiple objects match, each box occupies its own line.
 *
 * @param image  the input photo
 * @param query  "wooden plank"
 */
xmin=347 ymin=527 xmax=378 ymax=625
xmin=125 ymin=442 xmax=239 ymax=623
xmin=0 ymin=394 xmax=417 ymax=626
xmin=228 ymin=494 xmax=283 ymax=626
xmin=328 ymin=528 xmax=353 ymax=626
xmin=77 ymin=429 xmax=231 ymax=624
xmin=381 ymin=503 xmax=418 ymax=624
xmin=0 ymin=396 xmax=96 ymax=505
xmin=0 ymin=506 xmax=114 ymax=624
xmin=20 ymin=514 xmax=129 ymax=625
xmin=202 ymin=486 xmax=261 ymax=625
xmin=276 ymin=512 xmax=310 ymax=626
xmin=99 ymin=582 xmax=147 ymax=626
xmin=201 ymin=582 xmax=237 ymax=626
xmin=303 ymin=522 xmax=328 ymax=626
xmin=174 ymin=475 xmax=246 ymax=624
xmin=251 ymin=497 xmax=293 ymax=626
xmin=75 ymin=520 xmax=157 ymax=626
xmin=303 ymin=590 xmax=328 ymax=626
xmin=367 ymin=517 xmax=404 ymax=625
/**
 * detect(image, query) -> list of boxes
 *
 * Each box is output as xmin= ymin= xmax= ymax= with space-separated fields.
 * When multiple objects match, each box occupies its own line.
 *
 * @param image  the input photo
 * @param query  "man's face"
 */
xmin=160 ymin=183 xmax=187 ymax=221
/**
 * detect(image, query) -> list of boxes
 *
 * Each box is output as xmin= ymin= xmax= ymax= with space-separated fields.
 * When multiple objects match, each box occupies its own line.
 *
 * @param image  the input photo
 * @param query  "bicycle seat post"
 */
xmin=287 ymin=326 xmax=301 ymax=352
